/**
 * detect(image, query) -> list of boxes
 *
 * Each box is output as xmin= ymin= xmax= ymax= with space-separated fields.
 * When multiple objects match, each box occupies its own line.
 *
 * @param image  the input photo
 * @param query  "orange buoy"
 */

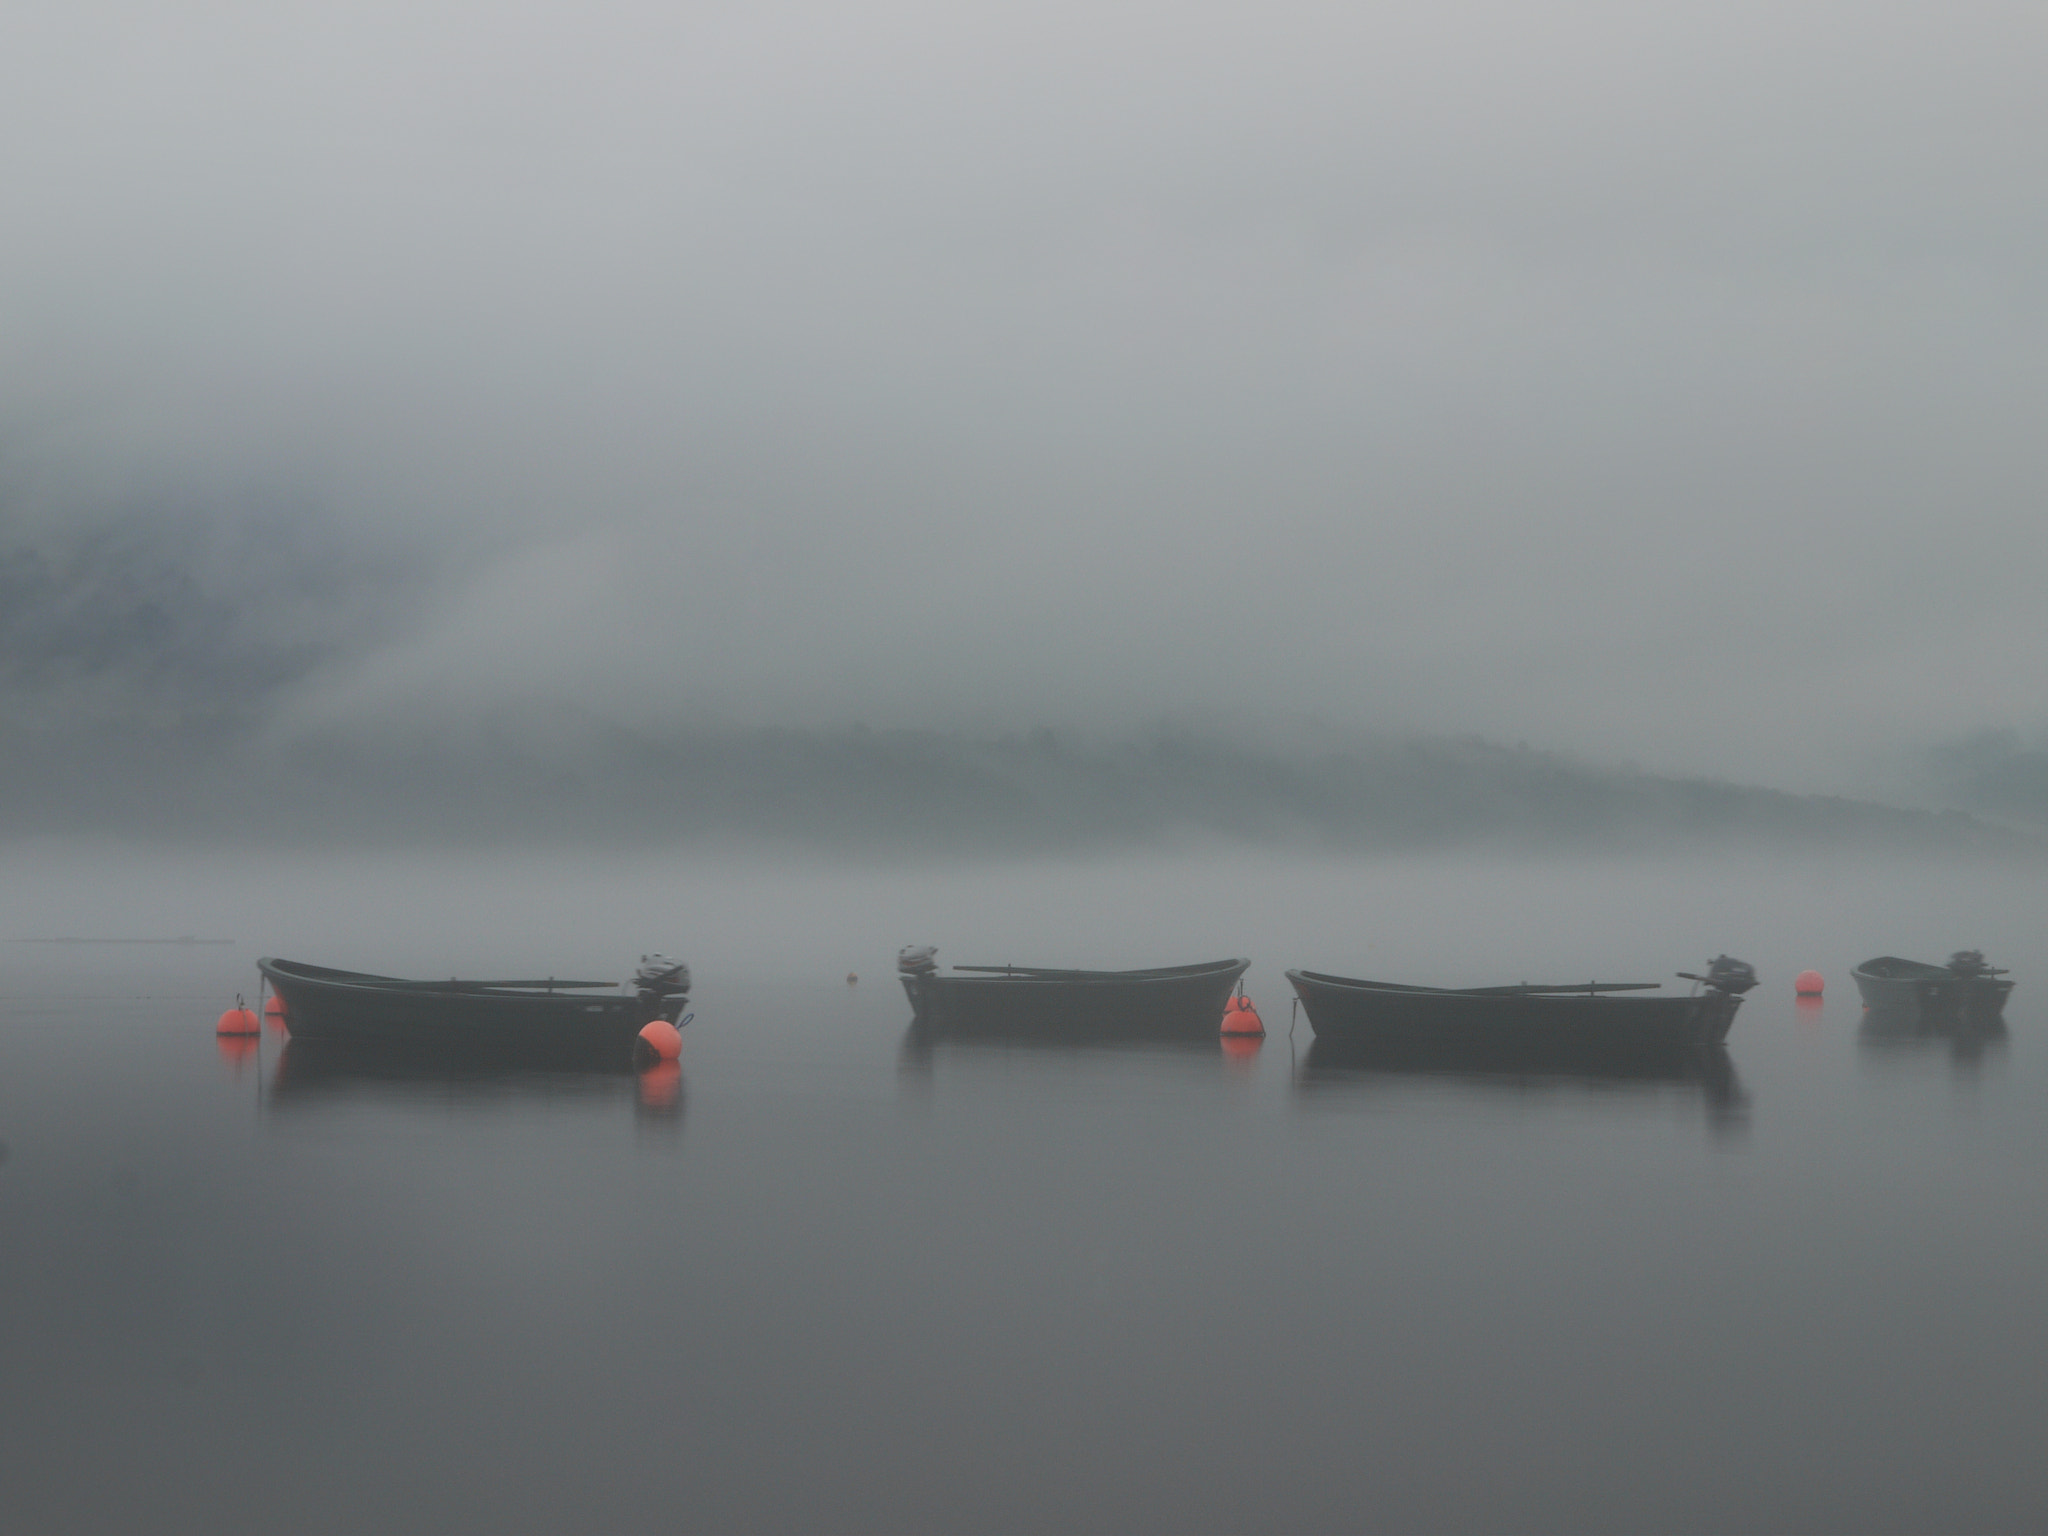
xmin=1794 ymin=970 xmax=1824 ymax=997
xmin=216 ymin=996 xmax=259 ymax=1035
xmin=1220 ymin=994 xmax=1265 ymax=1036
xmin=263 ymin=992 xmax=289 ymax=1030
xmin=637 ymin=1018 xmax=683 ymax=1061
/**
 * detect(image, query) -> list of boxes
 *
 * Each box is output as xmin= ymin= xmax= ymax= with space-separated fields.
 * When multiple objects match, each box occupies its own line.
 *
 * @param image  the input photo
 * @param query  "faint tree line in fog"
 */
xmin=3 ymin=702 xmax=2035 ymax=857
xmin=1930 ymin=733 xmax=2048 ymax=834
xmin=0 ymin=491 xmax=2040 ymax=857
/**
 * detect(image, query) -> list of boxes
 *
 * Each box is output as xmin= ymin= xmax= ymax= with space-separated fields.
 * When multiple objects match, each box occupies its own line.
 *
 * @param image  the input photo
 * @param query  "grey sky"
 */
xmin=4 ymin=0 xmax=2044 ymax=789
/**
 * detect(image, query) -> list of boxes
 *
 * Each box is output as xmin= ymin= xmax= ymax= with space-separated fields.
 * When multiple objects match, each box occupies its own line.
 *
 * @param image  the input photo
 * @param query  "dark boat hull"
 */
xmin=259 ymin=958 xmax=680 ymax=1051
xmin=900 ymin=959 xmax=1250 ymax=1038
xmin=1285 ymin=969 xmax=1741 ymax=1055
xmin=1851 ymin=957 xmax=2013 ymax=1022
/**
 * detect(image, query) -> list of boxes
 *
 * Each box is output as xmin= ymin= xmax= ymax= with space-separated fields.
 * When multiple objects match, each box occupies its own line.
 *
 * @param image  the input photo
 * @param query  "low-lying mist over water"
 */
xmin=3 ymin=842 xmax=2038 ymax=1003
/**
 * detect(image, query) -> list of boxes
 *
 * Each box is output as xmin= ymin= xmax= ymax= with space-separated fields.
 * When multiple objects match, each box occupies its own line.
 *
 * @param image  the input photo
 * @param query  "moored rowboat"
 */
xmin=898 ymin=950 xmax=1250 ymax=1037
xmin=1851 ymin=953 xmax=2013 ymax=1021
xmin=257 ymin=956 xmax=690 ymax=1051
xmin=1284 ymin=956 xmax=1756 ymax=1054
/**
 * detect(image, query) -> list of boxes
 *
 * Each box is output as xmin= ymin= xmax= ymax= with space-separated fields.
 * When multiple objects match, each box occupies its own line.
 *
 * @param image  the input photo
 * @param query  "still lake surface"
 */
xmin=2 ymin=846 xmax=2046 ymax=1534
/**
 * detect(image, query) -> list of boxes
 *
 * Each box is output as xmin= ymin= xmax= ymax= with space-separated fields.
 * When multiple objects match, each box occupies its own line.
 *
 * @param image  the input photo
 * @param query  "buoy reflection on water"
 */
xmin=216 ymin=1032 xmax=260 ymax=1070
xmin=638 ymin=1060 xmax=683 ymax=1112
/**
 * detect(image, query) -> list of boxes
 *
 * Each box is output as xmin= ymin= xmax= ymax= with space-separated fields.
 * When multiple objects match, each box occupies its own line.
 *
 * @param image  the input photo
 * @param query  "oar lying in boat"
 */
xmin=1459 ymin=981 xmax=1663 ymax=995
xmin=347 ymin=977 xmax=619 ymax=992
xmin=949 ymin=964 xmax=1197 ymax=980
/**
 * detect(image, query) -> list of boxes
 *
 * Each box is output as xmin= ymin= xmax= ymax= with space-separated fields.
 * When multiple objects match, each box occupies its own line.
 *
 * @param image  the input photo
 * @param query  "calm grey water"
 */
xmin=3 ymin=848 xmax=2046 ymax=1534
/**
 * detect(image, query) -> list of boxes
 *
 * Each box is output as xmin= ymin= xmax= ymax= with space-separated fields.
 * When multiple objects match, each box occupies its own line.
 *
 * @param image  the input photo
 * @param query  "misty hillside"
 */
xmin=1928 ymin=733 xmax=2048 ymax=834
xmin=0 ymin=493 xmax=433 ymax=728
xmin=2 ymin=705 xmax=2034 ymax=857
xmin=6 ymin=0 xmax=2048 ymax=862
xmin=0 ymin=494 xmax=2039 ymax=857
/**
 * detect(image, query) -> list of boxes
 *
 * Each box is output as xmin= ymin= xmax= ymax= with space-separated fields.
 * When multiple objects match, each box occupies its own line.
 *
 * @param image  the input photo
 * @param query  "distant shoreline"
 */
xmin=8 ymin=936 xmax=235 ymax=945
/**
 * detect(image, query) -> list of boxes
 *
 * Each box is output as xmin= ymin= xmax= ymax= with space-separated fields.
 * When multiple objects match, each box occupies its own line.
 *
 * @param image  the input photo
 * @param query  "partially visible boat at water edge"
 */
xmin=257 ymin=955 xmax=690 ymax=1054
xmin=897 ymin=948 xmax=1250 ymax=1038
xmin=1852 ymin=952 xmax=2014 ymax=1023
xmin=1284 ymin=955 xmax=1756 ymax=1056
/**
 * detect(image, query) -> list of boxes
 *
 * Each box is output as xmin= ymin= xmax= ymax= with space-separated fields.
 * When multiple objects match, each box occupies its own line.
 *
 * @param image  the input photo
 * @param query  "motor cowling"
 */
xmin=1947 ymin=949 xmax=1994 ymax=976
xmin=635 ymin=954 xmax=690 ymax=1019
xmin=1704 ymin=955 xmax=1758 ymax=995
xmin=898 ymin=945 xmax=938 ymax=977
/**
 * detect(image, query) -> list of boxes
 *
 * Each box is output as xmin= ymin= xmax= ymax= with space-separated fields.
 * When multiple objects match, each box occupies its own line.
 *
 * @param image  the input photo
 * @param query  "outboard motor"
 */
xmin=635 ymin=953 xmax=691 ymax=1022
xmin=1947 ymin=949 xmax=1997 ymax=976
xmin=1703 ymin=955 xmax=1758 ymax=995
xmin=898 ymin=945 xmax=939 ymax=977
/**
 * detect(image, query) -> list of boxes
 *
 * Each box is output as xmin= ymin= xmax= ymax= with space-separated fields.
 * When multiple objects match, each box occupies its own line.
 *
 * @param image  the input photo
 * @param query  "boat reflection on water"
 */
xmin=268 ymin=1037 xmax=686 ymax=1122
xmin=1294 ymin=1034 xmax=1747 ymax=1135
xmin=1858 ymin=1004 xmax=2009 ymax=1072
xmin=899 ymin=1020 xmax=1242 ymax=1063
xmin=896 ymin=1020 xmax=1249 ymax=1099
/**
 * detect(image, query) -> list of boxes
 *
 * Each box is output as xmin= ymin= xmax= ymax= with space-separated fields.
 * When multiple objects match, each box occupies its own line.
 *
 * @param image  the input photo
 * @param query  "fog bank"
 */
xmin=3 ymin=1 xmax=2045 ymax=798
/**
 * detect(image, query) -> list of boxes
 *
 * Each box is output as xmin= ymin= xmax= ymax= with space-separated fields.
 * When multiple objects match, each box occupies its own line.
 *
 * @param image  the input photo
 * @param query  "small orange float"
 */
xmin=216 ymin=996 xmax=259 ymax=1036
xmin=637 ymin=1018 xmax=683 ymax=1060
xmin=1220 ymin=993 xmax=1265 ymax=1036
xmin=1794 ymin=970 xmax=1824 ymax=997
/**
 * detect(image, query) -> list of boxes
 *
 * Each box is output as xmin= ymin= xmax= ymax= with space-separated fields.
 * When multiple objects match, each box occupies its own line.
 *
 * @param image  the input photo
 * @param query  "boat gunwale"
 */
xmin=1852 ymin=955 xmax=2012 ymax=984
xmin=258 ymin=957 xmax=640 ymax=1005
xmin=1285 ymin=968 xmax=1682 ymax=1000
xmin=913 ymin=958 xmax=1250 ymax=988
